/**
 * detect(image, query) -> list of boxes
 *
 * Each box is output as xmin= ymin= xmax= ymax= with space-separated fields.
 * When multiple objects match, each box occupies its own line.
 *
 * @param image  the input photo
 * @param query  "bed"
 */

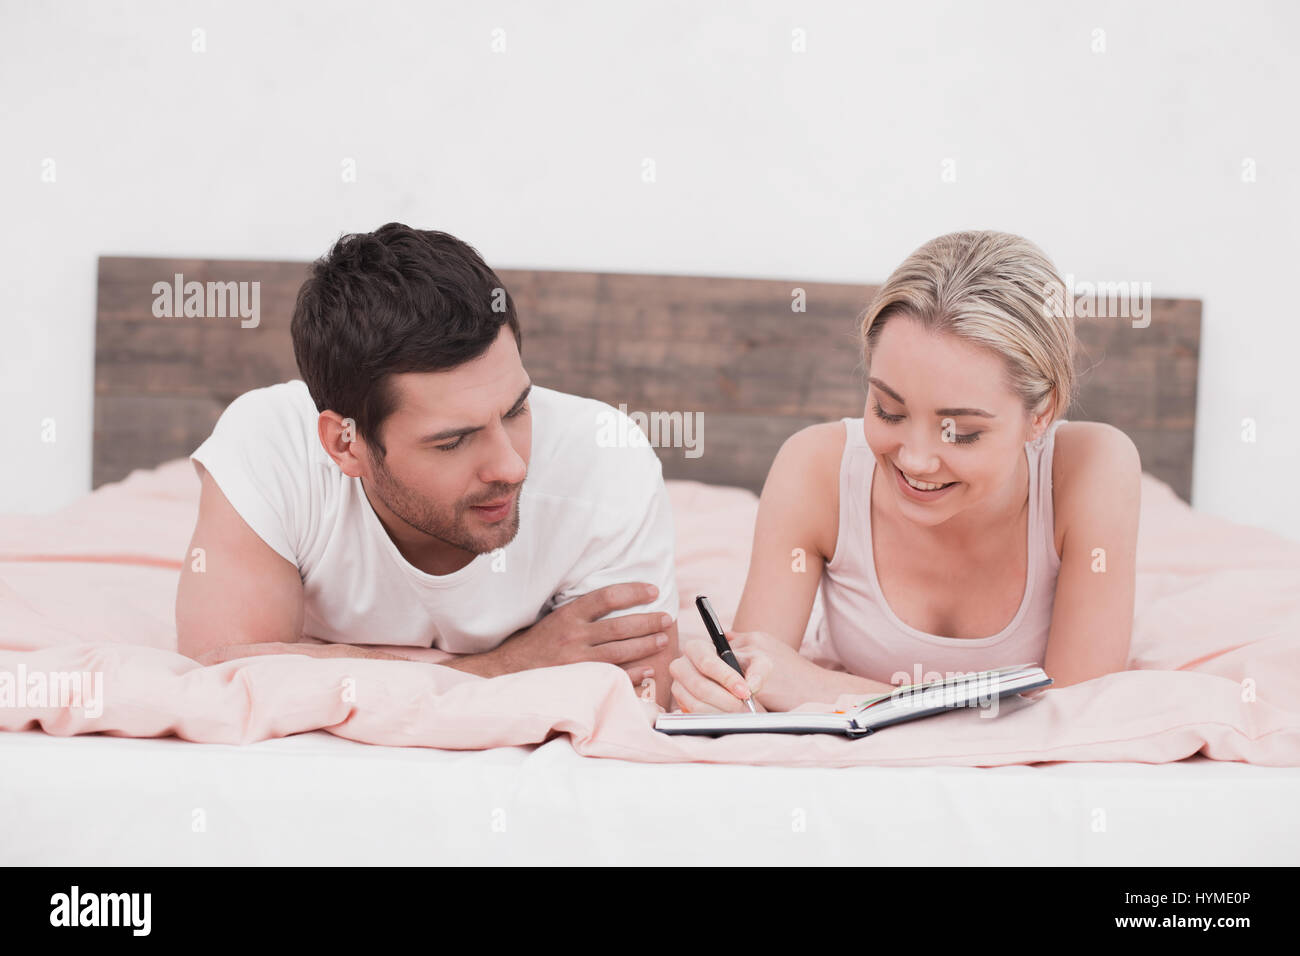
xmin=2 ymin=256 xmax=1297 ymax=866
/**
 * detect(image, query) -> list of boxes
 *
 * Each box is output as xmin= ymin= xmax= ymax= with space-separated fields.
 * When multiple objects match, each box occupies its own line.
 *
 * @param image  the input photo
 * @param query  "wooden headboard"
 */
xmin=94 ymin=256 xmax=1201 ymax=501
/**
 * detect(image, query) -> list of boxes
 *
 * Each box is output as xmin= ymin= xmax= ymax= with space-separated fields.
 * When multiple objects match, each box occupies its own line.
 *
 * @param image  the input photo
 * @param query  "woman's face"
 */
xmin=862 ymin=315 xmax=1042 ymax=531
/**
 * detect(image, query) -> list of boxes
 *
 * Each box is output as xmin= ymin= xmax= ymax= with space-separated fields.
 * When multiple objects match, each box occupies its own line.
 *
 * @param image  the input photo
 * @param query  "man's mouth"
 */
xmin=469 ymin=491 xmax=517 ymax=521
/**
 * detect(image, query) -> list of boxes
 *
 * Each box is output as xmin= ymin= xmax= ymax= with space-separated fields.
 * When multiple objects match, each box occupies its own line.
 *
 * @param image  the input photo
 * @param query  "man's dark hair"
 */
xmin=291 ymin=222 xmax=522 ymax=458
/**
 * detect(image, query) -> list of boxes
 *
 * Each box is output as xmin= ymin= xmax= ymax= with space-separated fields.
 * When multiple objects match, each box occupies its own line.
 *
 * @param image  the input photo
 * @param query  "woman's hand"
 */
xmin=668 ymin=630 xmax=807 ymax=713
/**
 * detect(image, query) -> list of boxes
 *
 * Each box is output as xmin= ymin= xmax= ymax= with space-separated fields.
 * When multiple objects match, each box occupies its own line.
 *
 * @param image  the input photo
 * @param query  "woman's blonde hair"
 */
xmin=859 ymin=231 xmax=1078 ymax=427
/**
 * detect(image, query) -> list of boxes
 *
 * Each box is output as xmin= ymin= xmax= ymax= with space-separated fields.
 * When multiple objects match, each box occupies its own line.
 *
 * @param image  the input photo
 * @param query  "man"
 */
xmin=176 ymin=223 xmax=679 ymax=708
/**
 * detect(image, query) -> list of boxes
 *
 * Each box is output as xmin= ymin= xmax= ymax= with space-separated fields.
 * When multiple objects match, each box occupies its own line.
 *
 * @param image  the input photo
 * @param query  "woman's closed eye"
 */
xmin=871 ymin=400 xmax=981 ymax=444
xmin=872 ymin=400 xmax=904 ymax=424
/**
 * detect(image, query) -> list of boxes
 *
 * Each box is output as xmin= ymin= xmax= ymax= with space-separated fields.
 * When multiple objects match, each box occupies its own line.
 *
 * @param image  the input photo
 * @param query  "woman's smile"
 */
xmin=892 ymin=460 xmax=960 ymax=501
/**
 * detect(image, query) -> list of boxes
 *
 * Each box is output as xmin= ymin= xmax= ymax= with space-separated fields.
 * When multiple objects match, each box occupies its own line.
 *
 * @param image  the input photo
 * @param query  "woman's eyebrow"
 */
xmin=868 ymin=377 xmax=996 ymax=418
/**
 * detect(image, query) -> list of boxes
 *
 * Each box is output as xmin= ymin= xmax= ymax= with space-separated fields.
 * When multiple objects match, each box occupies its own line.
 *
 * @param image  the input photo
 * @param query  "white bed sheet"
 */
xmin=2 ymin=729 xmax=1296 ymax=866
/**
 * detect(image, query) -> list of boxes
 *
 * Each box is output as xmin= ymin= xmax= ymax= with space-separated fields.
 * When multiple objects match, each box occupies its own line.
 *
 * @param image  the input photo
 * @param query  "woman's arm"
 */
xmin=730 ymin=423 xmax=842 ymax=648
xmin=1041 ymin=423 xmax=1141 ymax=688
xmin=670 ymin=423 xmax=899 ymax=712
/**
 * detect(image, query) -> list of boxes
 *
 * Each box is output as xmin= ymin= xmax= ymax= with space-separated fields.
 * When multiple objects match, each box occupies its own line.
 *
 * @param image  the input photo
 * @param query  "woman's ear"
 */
xmin=1029 ymin=393 xmax=1055 ymax=442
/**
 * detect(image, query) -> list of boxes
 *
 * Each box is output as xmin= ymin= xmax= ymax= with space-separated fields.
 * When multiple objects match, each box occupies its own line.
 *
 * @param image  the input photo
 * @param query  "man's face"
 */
xmin=364 ymin=325 xmax=532 ymax=557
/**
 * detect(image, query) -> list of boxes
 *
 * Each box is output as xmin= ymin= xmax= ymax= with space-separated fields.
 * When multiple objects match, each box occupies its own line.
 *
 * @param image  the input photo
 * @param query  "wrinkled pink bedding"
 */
xmin=1 ymin=460 xmax=1298 ymax=766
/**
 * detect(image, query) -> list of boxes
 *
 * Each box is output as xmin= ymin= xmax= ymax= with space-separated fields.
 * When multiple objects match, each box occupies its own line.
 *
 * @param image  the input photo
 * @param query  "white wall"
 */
xmin=3 ymin=0 xmax=1298 ymax=540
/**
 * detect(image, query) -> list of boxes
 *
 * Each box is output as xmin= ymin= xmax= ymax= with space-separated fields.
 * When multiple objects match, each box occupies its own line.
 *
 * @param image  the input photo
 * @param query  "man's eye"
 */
xmin=437 ymin=403 xmax=527 ymax=451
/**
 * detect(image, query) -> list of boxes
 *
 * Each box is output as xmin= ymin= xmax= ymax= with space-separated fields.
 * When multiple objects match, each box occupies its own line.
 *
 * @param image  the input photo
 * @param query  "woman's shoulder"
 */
xmin=777 ymin=421 xmax=849 ymax=494
xmin=1052 ymin=420 xmax=1141 ymax=482
xmin=785 ymin=419 xmax=849 ymax=459
xmin=1050 ymin=421 xmax=1142 ymax=553
xmin=761 ymin=420 xmax=850 ymax=559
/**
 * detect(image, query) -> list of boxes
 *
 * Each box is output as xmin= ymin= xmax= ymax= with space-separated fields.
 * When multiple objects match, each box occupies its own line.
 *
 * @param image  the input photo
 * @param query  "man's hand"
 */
xmin=445 ymin=582 xmax=677 ymax=705
xmin=494 ymin=582 xmax=673 ymax=672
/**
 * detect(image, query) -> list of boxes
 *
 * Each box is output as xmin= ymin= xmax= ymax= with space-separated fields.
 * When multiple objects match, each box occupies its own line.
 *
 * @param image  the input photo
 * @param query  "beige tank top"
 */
xmin=807 ymin=417 xmax=1065 ymax=685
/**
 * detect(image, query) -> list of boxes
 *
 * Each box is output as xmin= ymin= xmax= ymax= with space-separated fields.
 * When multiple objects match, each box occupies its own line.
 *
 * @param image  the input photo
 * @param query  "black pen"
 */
xmin=694 ymin=595 xmax=757 ymax=714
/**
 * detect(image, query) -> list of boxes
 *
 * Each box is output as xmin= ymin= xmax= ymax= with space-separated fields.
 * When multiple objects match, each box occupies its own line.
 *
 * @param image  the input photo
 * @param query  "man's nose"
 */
xmin=480 ymin=422 xmax=527 ymax=485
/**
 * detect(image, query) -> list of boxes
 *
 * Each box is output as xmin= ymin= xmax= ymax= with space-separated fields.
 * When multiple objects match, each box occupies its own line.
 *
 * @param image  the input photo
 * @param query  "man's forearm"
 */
xmin=198 ymin=637 xmax=673 ymax=708
xmin=195 ymin=641 xmax=415 ymax=665
xmin=438 ymin=646 xmax=506 ymax=678
xmin=442 ymin=628 xmax=674 ymax=707
xmin=196 ymin=640 xmax=517 ymax=678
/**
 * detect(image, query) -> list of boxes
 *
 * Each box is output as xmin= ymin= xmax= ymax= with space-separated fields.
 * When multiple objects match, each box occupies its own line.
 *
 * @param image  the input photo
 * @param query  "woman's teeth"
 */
xmin=902 ymin=471 xmax=953 ymax=491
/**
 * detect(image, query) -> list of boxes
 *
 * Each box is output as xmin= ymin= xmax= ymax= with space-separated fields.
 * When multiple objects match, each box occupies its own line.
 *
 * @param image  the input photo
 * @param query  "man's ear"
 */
xmin=317 ymin=411 xmax=370 ymax=478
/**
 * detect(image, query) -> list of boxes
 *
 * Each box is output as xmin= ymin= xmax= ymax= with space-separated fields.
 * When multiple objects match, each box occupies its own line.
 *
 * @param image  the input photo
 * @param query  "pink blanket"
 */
xmin=2 ymin=459 xmax=1298 ymax=766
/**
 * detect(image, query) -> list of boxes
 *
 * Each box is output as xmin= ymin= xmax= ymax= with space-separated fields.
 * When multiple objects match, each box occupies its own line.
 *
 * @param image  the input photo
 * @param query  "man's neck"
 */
xmin=359 ymin=477 xmax=476 ymax=577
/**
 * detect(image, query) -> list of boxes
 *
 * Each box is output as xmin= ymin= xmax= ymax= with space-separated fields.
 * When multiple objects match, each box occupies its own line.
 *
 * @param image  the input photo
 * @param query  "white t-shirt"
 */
xmin=190 ymin=380 xmax=679 ymax=652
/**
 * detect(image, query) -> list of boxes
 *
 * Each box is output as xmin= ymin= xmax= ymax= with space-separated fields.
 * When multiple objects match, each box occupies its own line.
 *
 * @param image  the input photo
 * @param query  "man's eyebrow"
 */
xmin=868 ymin=377 xmax=996 ymax=418
xmin=419 ymin=383 xmax=533 ymax=443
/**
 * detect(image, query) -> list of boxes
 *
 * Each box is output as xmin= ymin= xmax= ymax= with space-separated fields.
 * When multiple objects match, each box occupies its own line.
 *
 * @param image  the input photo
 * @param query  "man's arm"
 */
xmin=192 ymin=641 xmax=412 ymax=665
xmin=179 ymin=466 xmax=450 ymax=664
xmin=176 ymin=465 xmax=307 ymax=661
xmin=441 ymin=585 xmax=678 ymax=709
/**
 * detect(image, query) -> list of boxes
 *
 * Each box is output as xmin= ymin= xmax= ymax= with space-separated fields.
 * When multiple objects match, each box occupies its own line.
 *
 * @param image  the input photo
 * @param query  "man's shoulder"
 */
xmin=189 ymin=380 xmax=324 ymax=568
xmin=222 ymin=379 xmax=315 ymax=416
xmin=218 ymin=380 xmax=317 ymax=436
xmin=199 ymin=379 xmax=324 ymax=469
xmin=527 ymin=385 xmax=665 ymax=502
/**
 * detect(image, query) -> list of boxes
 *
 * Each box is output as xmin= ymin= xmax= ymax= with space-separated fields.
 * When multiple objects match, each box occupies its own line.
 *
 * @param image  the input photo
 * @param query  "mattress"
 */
xmin=3 ymin=728 xmax=1296 ymax=866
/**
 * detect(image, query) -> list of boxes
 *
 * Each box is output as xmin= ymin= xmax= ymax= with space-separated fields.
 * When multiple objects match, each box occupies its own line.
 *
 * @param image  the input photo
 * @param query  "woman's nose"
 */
xmin=896 ymin=436 xmax=942 ymax=474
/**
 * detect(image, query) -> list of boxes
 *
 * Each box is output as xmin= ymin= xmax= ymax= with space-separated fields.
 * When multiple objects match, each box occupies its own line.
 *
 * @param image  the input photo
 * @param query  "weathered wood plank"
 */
xmin=94 ymin=257 xmax=1200 ymax=501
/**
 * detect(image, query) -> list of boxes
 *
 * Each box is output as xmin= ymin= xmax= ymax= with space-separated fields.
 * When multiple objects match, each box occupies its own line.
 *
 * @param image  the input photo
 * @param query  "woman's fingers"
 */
xmin=670 ymin=678 xmax=706 ymax=714
xmin=741 ymin=650 xmax=773 ymax=695
xmin=670 ymin=674 xmax=746 ymax=713
xmin=669 ymin=641 xmax=751 ymax=712
xmin=683 ymin=638 xmax=754 ymax=703
xmin=721 ymin=631 xmax=774 ymax=696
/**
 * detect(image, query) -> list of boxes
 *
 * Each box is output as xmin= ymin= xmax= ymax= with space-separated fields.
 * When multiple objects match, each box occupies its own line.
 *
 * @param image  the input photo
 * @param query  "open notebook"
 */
xmin=654 ymin=664 xmax=1052 ymax=738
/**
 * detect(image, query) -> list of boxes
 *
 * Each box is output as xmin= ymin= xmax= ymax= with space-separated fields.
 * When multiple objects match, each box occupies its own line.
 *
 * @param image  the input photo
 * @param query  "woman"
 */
xmin=669 ymin=231 xmax=1141 ymax=713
